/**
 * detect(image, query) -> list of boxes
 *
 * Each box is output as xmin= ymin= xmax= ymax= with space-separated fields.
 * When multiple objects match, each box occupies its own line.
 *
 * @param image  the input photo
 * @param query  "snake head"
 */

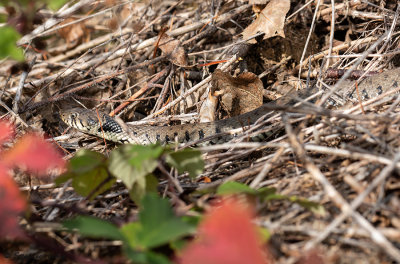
xmin=59 ymin=108 xmax=99 ymax=133
xmin=59 ymin=108 xmax=134 ymax=143
xmin=60 ymin=108 xmax=81 ymax=128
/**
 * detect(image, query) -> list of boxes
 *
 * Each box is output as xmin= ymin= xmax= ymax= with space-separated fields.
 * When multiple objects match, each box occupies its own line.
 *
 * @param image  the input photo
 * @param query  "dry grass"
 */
xmin=2 ymin=0 xmax=400 ymax=263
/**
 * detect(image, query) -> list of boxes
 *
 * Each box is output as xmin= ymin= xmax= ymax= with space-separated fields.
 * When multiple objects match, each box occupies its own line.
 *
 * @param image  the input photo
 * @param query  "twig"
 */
xmin=304 ymin=152 xmax=400 ymax=251
xmin=283 ymin=114 xmax=400 ymax=261
xmin=110 ymin=66 xmax=169 ymax=116
xmin=13 ymin=57 xmax=36 ymax=113
xmin=144 ymin=55 xmax=237 ymax=119
xmin=20 ymin=55 xmax=166 ymax=112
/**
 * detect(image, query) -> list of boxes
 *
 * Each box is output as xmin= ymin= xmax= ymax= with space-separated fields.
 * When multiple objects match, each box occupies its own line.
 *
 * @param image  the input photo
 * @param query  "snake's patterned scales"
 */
xmin=60 ymin=68 xmax=400 ymax=145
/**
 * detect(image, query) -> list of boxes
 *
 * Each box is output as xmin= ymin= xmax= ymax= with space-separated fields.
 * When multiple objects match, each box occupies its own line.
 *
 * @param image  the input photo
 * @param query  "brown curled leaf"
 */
xmin=199 ymin=90 xmax=219 ymax=123
xmin=211 ymin=69 xmax=264 ymax=116
xmin=249 ymin=0 xmax=268 ymax=4
xmin=242 ymin=0 xmax=290 ymax=43
xmin=58 ymin=17 xmax=91 ymax=46
xmin=158 ymin=33 xmax=188 ymax=67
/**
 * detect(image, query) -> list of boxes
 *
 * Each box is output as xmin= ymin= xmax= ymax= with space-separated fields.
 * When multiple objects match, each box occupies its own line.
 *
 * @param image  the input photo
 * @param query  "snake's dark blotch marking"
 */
xmin=98 ymin=115 xmax=123 ymax=134
xmin=377 ymin=85 xmax=383 ymax=95
xmin=198 ymin=129 xmax=205 ymax=139
xmin=185 ymin=131 xmax=190 ymax=142
xmin=362 ymin=89 xmax=369 ymax=100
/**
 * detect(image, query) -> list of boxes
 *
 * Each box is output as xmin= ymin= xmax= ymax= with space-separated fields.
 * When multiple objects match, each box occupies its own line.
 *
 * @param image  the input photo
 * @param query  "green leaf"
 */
xmin=144 ymin=251 xmax=172 ymax=264
xmin=169 ymin=239 xmax=187 ymax=251
xmin=165 ymin=148 xmax=204 ymax=178
xmin=54 ymin=172 xmax=72 ymax=185
xmin=129 ymin=174 xmax=159 ymax=205
xmin=258 ymin=226 xmax=271 ymax=243
xmin=72 ymin=168 xmax=114 ymax=198
xmin=288 ymin=196 xmax=326 ymax=216
xmin=55 ymin=150 xmax=114 ymax=199
xmin=0 ymin=14 xmax=7 ymax=24
xmin=120 ymin=193 xmax=194 ymax=249
xmin=257 ymin=187 xmax=279 ymax=197
xmin=263 ymin=193 xmax=286 ymax=201
xmin=216 ymin=181 xmax=325 ymax=216
xmin=46 ymin=0 xmax=68 ymax=10
xmin=120 ymin=222 xmax=142 ymax=249
xmin=182 ymin=214 xmax=201 ymax=227
xmin=63 ymin=216 xmax=124 ymax=241
xmin=122 ymin=247 xmax=147 ymax=264
xmin=217 ymin=181 xmax=258 ymax=195
xmin=260 ymin=189 xmax=325 ymax=215
xmin=68 ymin=149 xmax=106 ymax=173
xmin=11 ymin=0 xmax=30 ymax=7
xmin=138 ymin=193 xmax=194 ymax=248
xmin=0 ymin=26 xmax=24 ymax=61
xmin=122 ymin=247 xmax=172 ymax=264
xmin=109 ymin=144 xmax=163 ymax=200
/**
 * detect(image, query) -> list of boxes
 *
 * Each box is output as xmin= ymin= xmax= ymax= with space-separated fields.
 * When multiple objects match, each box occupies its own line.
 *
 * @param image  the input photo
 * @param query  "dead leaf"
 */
xmin=252 ymin=3 xmax=265 ymax=15
xmin=242 ymin=0 xmax=290 ymax=43
xmin=249 ymin=0 xmax=268 ymax=4
xmin=108 ymin=3 xmax=146 ymax=31
xmin=158 ymin=33 xmax=188 ymax=66
xmin=211 ymin=69 xmax=263 ymax=116
xmin=199 ymin=90 xmax=218 ymax=122
xmin=58 ymin=18 xmax=91 ymax=46
xmin=177 ymin=198 xmax=269 ymax=264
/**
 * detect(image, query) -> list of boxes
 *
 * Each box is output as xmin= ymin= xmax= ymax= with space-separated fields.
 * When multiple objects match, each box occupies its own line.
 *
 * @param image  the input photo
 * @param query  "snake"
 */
xmin=59 ymin=105 xmax=273 ymax=145
xmin=60 ymin=68 xmax=400 ymax=145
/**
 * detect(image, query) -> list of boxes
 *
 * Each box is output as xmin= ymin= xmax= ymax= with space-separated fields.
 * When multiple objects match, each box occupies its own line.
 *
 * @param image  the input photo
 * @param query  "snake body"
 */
xmin=60 ymin=105 xmax=271 ymax=144
xmin=60 ymin=68 xmax=400 ymax=144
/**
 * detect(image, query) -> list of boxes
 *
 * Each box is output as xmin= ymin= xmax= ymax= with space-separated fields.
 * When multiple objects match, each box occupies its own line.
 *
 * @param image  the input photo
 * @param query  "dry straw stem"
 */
xmin=144 ymin=55 xmax=238 ymax=119
xmin=305 ymin=152 xmax=400 ymax=251
xmin=10 ymin=4 xmax=249 ymax=93
xmin=283 ymin=114 xmax=400 ymax=260
xmin=4 ymin=0 xmax=400 ymax=262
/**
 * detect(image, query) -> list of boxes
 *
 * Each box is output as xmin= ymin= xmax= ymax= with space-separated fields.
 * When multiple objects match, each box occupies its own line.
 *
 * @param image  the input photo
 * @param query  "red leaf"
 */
xmin=178 ymin=198 xmax=268 ymax=264
xmin=0 ymin=254 xmax=14 ymax=264
xmin=0 ymin=165 xmax=26 ymax=239
xmin=0 ymin=121 xmax=14 ymax=145
xmin=1 ymin=133 xmax=65 ymax=174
